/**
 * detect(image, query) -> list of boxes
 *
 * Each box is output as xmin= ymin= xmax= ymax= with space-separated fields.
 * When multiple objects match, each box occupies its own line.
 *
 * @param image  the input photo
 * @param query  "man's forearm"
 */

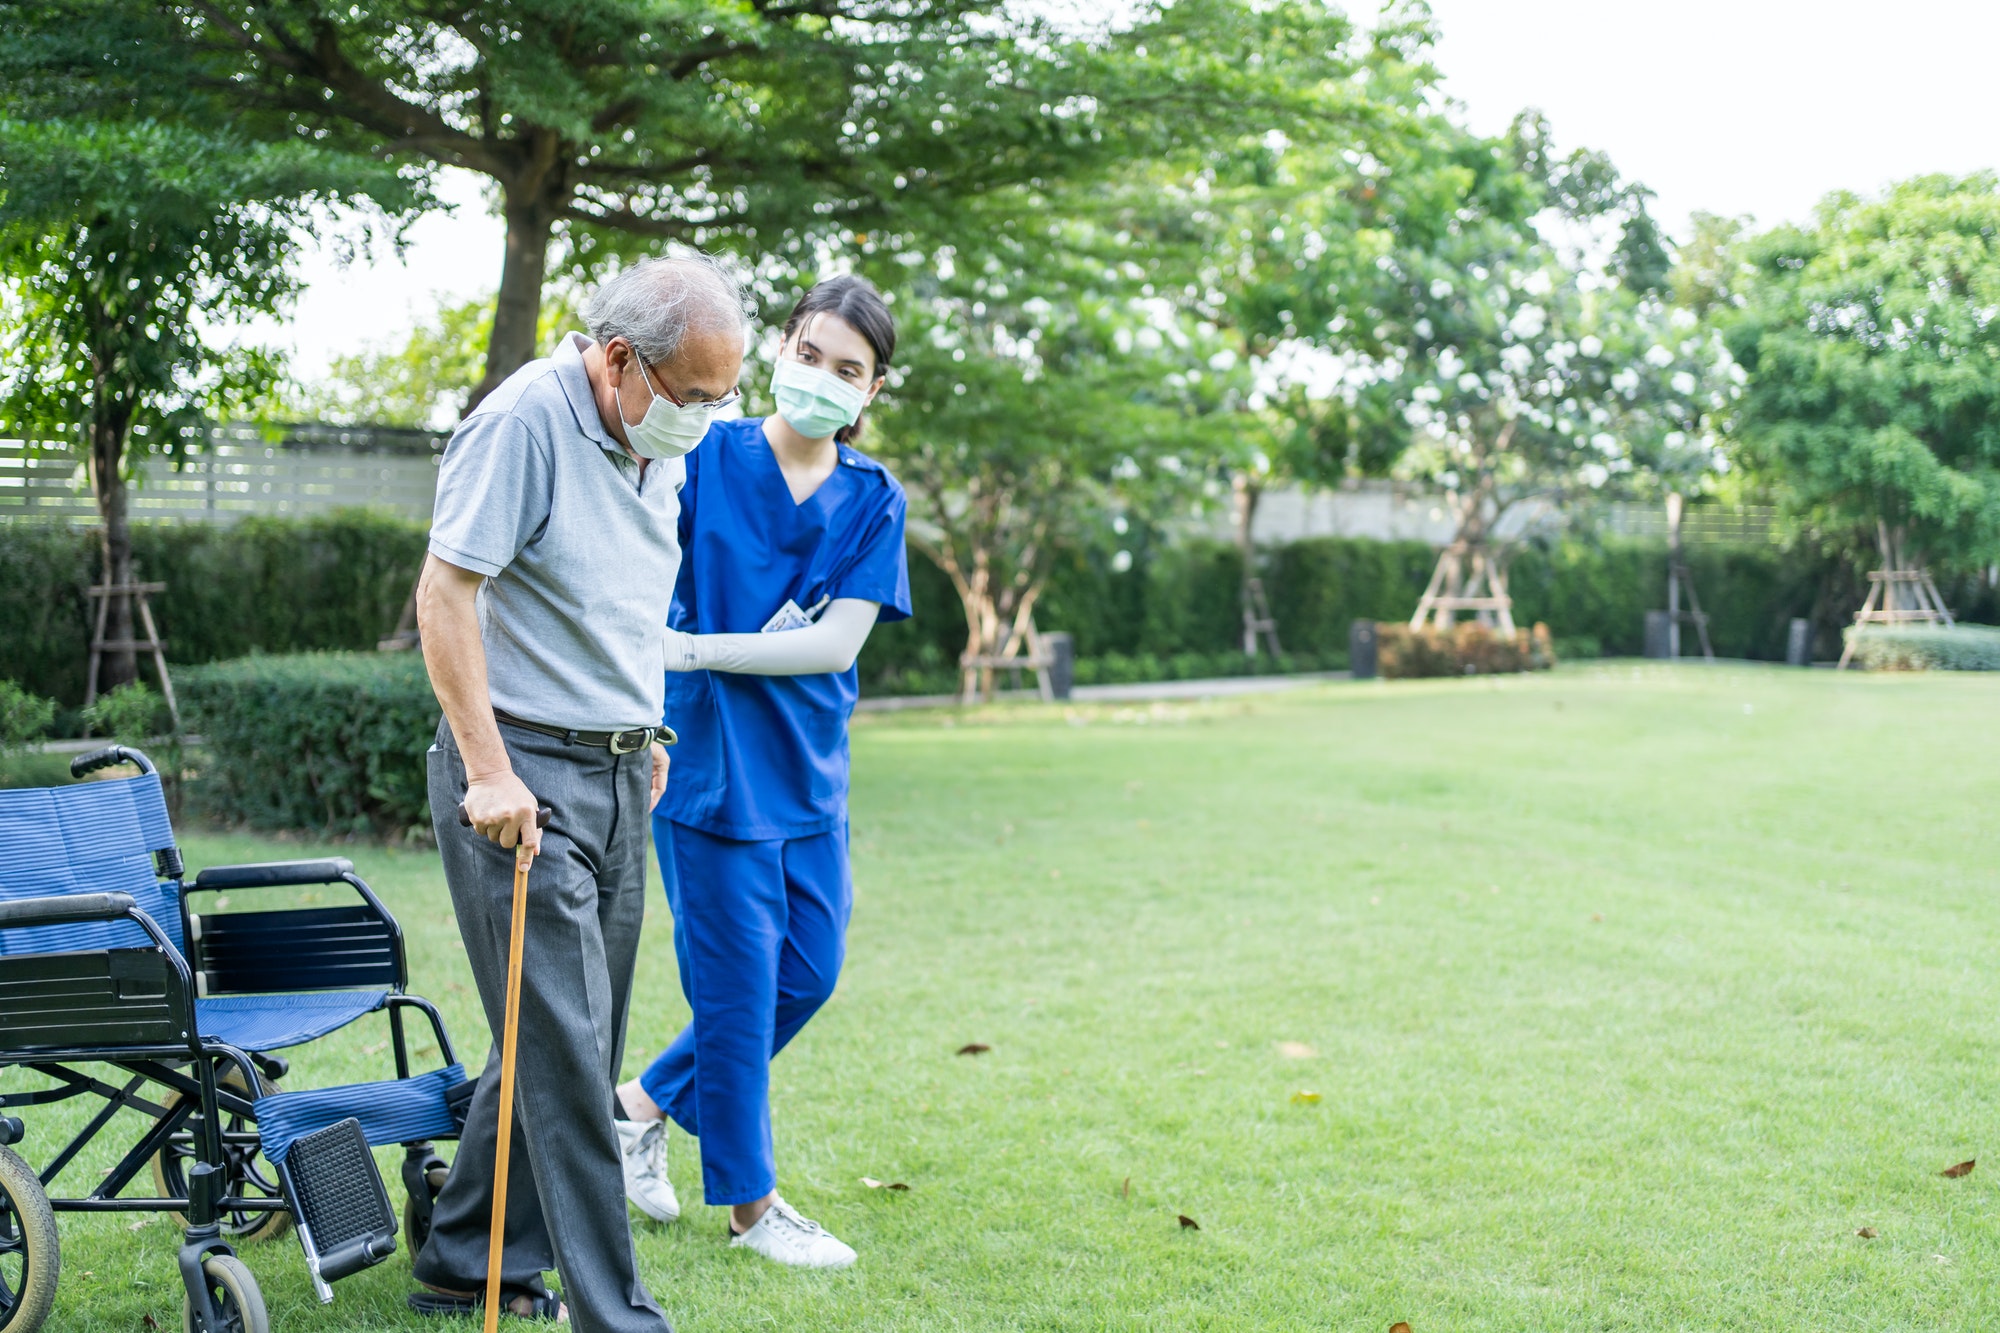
xmin=417 ymin=553 xmax=513 ymax=780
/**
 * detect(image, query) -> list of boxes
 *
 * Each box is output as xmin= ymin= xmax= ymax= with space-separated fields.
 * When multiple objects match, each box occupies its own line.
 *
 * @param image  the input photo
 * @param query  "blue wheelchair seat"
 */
xmin=196 ymin=992 xmax=391 ymax=1052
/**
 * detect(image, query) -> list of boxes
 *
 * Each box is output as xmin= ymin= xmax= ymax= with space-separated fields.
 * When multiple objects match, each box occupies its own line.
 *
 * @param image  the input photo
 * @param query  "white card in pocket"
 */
xmin=760 ymin=594 xmax=830 ymax=633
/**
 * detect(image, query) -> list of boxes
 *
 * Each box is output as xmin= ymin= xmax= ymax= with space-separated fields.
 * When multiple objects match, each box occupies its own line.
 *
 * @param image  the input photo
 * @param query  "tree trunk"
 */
xmin=88 ymin=414 xmax=137 ymax=693
xmin=467 ymin=147 xmax=570 ymax=412
xmin=1232 ymin=471 xmax=1263 ymax=656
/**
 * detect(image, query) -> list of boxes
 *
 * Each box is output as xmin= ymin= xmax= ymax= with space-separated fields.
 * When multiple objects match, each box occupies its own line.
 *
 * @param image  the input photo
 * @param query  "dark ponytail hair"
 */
xmin=780 ymin=275 xmax=896 ymax=444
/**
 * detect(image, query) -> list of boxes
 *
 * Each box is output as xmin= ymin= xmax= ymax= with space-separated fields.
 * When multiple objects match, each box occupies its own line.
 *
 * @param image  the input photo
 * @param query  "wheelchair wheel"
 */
xmin=180 ymin=1254 xmax=267 ymax=1333
xmin=152 ymin=1067 xmax=291 ymax=1243
xmin=402 ymin=1163 xmax=449 ymax=1257
xmin=0 ymin=1143 xmax=60 ymax=1333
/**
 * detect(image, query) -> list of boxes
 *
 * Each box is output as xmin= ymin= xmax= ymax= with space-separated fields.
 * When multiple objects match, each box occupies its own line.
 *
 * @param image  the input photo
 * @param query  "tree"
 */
xmin=872 ymin=243 xmax=1237 ymax=698
xmin=0 ymin=119 xmax=407 ymax=693
xmin=277 ymin=288 xmax=583 ymax=428
xmin=8 ymin=0 xmax=1366 ymax=406
xmin=839 ymin=1 xmax=1408 ymax=694
xmin=1725 ymin=174 xmax=2000 ymax=576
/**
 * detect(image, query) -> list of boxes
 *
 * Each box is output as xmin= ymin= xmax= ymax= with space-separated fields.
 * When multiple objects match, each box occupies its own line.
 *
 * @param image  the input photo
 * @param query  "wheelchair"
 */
xmin=0 ymin=746 xmax=472 ymax=1332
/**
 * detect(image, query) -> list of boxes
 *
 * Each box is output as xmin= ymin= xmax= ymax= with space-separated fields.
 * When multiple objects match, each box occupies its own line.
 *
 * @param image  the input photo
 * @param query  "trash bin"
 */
xmin=1786 ymin=617 xmax=1812 ymax=667
xmin=1643 ymin=610 xmax=1672 ymax=659
xmin=1349 ymin=620 xmax=1378 ymax=680
xmin=1044 ymin=632 xmax=1075 ymax=700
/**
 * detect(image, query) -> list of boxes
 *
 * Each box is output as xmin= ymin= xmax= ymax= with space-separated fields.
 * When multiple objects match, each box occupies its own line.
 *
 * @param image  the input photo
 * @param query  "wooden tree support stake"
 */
xmin=1411 ymin=541 xmax=1517 ymax=636
xmin=84 ymin=580 xmax=181 ymax=729
xmin=1836 ymin=568 xmax=1954 ymax=668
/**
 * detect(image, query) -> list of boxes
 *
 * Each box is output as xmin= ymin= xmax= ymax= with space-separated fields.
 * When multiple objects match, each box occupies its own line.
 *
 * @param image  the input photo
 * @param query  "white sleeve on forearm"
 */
xmin=663 ymin=598 xmax=882 ymax=676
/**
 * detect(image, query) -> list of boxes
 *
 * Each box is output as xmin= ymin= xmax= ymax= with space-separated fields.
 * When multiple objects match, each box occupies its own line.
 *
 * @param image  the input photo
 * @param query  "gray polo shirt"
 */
xmin=429 ymin=332 xmax=682 ymax=731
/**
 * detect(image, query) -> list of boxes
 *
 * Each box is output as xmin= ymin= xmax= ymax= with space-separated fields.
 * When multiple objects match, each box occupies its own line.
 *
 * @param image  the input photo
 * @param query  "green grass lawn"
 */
xmin=24 ymin=664 xmax=2000 ymax=1331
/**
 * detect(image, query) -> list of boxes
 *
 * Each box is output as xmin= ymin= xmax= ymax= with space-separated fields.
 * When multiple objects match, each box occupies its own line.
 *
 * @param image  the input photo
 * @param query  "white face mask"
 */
xmin=620 ymin=351 xmax=721 ymax=460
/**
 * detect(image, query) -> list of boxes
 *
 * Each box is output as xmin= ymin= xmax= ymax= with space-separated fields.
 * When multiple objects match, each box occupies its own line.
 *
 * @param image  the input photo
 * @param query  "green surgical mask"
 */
xmin=770 ymin=359 xmax=868 ymax=439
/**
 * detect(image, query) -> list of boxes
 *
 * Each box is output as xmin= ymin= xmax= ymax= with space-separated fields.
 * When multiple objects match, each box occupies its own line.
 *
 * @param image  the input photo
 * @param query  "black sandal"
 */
xmin=408 ymin=1286 xmax=565 ymax=1320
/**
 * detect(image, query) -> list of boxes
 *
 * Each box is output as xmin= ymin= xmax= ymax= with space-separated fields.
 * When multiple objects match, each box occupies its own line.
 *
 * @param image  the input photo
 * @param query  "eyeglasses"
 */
xmin=634 ymin=350 xmax=741 ymax=415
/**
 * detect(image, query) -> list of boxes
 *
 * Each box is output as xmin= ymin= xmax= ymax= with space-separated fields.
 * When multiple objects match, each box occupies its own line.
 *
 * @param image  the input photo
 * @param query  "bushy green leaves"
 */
xmin=182 ymin=652 xmax=438 ymax=835
xmin=0 ymin=680 xmax=56 ymax=754
xmin=1846 ymin=623 xmax=2000 ymax=671
xmin=0 ymin=510 xmax=430 ymax=707
xmin=1726 ymin=173 xmax=2000 ymax=566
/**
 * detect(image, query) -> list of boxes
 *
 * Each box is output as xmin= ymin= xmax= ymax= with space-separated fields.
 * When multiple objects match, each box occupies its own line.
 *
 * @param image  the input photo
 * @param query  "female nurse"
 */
xmin=612 ymin=276 xmax=910 ymax=1270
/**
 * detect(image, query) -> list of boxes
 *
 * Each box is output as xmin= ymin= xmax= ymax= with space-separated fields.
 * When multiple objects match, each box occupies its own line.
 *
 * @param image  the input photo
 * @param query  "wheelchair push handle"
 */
xmin=457 ymin=804 xmax=553 ymax=829
xmin=70 ymin=746 xmax=157 ymax=779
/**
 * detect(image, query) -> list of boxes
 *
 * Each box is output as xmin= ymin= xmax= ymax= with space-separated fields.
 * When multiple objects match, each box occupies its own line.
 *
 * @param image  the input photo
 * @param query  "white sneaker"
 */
xmin=616 ymin=1118 xmax=680 ymax=1223
xmin=729 ymin=1196 xmax=856 ymax=1269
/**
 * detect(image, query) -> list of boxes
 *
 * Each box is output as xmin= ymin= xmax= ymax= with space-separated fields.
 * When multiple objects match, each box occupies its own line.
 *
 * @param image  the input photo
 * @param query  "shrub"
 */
xmin=0 ymin=680 xmax=56 ymax=756
xmin=81 ymin=681 xmax=169 ymax=740
xmin=1377 ymin=623 xmax=1557 ymax=679
xmin=181 ymin=652 xmax=438 ymax=836
xmin=0 ymin=510 xmax=428 ymax=709
xmin=1846 ymin=624 xmax=2000 ymax=671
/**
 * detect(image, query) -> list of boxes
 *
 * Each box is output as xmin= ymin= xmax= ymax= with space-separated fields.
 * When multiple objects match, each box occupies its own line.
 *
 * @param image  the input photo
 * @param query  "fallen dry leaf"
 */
xmin=1277 ymin=1041 xmax=1316 ymax=1060
xmin=143 ymin=1316 xmax=159 ymax=1331
xmin=859 ymin=1177 xmax=910 ymax=1191
xmin=956 ymin=1043 xmax=991 ymax=1056
xmin=1290 ymin=1091 xmax=1323 ymax=1105
xmin=1122 ymin=1176 xmax=1131 ymax=1200
xmin=1390 ymin=1324 xmax=1413 ymax=1333
xmin=1589 ymin=913 xmax=1604 ymax=923
xmin=1177 ymin=1214 xmax=1200 ymax=1230
xmin=1942 ymin=1159 xmax=1976 ymax=1179
xmin=1856 ymin=1227 xmax=1878 ymax=1239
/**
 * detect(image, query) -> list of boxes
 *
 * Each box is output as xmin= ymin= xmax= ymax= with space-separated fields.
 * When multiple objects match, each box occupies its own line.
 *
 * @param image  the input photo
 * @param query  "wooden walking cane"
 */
xmin=460 ymin=803 xmax=552 ymax=1333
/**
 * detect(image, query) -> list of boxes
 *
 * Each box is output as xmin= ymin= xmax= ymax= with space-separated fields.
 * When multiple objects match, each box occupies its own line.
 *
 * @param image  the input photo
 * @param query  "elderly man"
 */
xmin=409 ymin=256 xmax=746 ymax=1331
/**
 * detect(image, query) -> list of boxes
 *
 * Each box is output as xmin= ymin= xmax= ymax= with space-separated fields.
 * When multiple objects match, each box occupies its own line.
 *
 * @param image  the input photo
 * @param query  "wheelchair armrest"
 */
xmin=192 ymin=859 xmax=356 ymax=890
xmin=0 ymin=891 xmax=138 ymax=929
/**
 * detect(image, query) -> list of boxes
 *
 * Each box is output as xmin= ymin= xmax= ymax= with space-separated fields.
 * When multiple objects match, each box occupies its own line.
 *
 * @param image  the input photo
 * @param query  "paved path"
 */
xmin=855 ymin=671 xmax=1350 ymax=712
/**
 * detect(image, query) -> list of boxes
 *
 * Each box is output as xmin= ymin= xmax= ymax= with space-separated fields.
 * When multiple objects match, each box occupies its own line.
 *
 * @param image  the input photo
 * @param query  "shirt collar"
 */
xmin=553 ymin=331 xmax=621 ymax=456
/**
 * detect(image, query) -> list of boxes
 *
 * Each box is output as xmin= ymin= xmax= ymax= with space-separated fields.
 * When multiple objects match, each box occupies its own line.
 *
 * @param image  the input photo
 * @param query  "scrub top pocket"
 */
xmin=802 ymin=708 xmax=849 ymax=801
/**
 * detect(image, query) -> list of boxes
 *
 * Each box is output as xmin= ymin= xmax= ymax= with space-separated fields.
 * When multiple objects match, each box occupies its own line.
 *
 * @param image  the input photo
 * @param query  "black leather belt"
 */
xmin=494 ymin=710 xmax=676 ymax=754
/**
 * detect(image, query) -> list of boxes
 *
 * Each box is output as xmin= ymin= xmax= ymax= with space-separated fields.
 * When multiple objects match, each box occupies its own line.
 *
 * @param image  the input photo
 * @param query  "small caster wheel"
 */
xmin=402 ymin=1163 xmax=450 ymax=1257
xmin=0 ymin=1143 xmax=59 ymax=1333
xmin=182 ymin=1254 xmax=267 ymax=1333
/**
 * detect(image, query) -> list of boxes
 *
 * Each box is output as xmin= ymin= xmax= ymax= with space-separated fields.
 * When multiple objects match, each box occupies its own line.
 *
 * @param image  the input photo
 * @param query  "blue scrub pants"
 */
xmin=638 ymin=816 xmax=851 ymax=1205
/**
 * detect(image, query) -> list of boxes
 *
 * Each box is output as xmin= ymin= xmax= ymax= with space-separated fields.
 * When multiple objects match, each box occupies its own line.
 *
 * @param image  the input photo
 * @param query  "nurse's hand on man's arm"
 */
xmin=649 ymin=742 xmax=669 ymax=811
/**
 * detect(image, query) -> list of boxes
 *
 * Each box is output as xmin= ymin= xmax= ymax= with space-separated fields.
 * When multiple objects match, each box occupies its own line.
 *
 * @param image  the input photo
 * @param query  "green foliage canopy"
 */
xmin=1726 ymin=174 xmax=2000 ymax=568
xmin=7 ymin=0 xmax=1379 ymax=403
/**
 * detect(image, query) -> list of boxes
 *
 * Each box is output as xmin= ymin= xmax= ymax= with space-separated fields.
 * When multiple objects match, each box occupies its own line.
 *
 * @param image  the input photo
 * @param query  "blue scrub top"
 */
xmin=659 ymin=417 xmax=912 ymax=842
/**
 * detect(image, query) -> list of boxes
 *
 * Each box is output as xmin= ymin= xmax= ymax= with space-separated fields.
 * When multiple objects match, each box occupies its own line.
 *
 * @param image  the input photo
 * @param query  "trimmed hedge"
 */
xmin=857 ymin=533 xmax=1917 ymax=689
xmin=181 ymin=652 xmax=438 ymax=836
xmin=1846 ymin=623 xmax=2000 ymax=671
xmin=13 ymin=510 xmax=2000 ymax=715
xmin=1378 ymin=623 xmax=1557 ymax=679
xmin=0 ymin=511 xmax=427 ymax=708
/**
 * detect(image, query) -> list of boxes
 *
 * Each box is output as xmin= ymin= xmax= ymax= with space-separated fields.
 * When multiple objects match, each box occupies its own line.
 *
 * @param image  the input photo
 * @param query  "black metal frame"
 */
xmin=0 ymin=746 xmax=465 ymax=1328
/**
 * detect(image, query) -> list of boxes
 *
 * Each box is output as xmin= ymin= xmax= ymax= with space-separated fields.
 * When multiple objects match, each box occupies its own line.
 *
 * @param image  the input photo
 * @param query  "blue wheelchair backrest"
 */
xmin=0 ymin=773 xmax=184 ymax=957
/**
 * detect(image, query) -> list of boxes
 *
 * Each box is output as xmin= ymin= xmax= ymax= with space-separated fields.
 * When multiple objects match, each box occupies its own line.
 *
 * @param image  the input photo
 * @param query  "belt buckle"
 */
xmin=608 ymin=728 xmax=650 ymax=755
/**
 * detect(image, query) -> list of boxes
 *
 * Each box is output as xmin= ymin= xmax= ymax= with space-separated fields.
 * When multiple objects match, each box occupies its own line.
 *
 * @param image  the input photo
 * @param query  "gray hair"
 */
xmin=583 ymin=252 xmax=750 ymax=363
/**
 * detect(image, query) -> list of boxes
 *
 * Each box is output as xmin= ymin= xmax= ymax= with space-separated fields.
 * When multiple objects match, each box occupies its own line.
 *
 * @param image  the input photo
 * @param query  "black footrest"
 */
xmin=280 ymin=1117 xmax=397 ymax=1301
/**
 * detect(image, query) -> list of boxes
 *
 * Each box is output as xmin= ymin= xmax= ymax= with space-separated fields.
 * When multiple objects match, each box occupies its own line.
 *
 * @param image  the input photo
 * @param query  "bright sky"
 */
xmin=276 ymin=0 xmax=2000 ymax=381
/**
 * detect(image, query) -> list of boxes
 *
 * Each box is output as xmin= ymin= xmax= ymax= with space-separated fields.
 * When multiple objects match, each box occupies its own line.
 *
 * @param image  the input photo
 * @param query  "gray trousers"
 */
xmin=415 ymin=719 xmax=670 ymax=1333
